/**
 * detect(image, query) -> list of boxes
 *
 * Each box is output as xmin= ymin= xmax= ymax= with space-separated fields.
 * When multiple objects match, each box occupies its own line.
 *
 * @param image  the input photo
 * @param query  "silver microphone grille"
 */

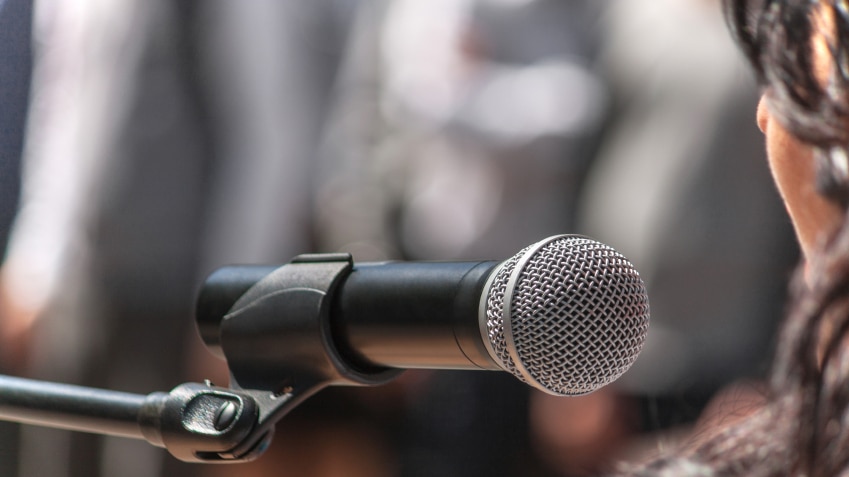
xmin=481 ymin=235 xmax=650 ymax=396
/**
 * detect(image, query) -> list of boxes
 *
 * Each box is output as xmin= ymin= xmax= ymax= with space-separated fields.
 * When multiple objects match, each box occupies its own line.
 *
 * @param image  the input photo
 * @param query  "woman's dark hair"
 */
xmin=726 ymin=0 xmax=849 ymax=144
xmin=617 ymin=1 xmax=849 ymax=475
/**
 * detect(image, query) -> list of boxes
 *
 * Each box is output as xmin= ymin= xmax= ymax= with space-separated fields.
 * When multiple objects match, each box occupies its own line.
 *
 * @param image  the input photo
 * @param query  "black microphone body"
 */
xmin=332 ymin=260 xmax=500 ymax=371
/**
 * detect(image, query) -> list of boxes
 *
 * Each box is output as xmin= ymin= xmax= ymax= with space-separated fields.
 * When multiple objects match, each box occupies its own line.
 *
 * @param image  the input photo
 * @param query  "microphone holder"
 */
xmin=0 ymin=253 xmax=400 ymax=463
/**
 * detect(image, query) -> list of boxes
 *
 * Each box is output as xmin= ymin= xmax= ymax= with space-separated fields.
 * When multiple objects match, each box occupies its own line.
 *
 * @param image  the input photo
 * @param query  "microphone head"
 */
xmin=481 ymin=235 xmax=650 ymax=396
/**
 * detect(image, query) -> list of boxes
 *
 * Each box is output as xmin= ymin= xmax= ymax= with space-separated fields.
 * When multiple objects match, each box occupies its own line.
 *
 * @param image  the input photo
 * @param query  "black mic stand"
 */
xmin=0 ymin=253 xmax=400 ymax=463
xmin=0 ymin=375 xmax=272 ymax=463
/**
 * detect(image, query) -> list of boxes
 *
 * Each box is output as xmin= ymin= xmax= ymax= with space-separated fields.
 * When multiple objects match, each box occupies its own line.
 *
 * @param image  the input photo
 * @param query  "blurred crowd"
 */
xmin=0 ymin=0 xmax=797 ymax=476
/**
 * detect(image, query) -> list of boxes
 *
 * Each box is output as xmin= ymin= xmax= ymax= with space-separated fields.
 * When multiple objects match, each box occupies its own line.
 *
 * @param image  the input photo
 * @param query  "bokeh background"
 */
xmin=0 ymin=0 xmax=798 ymax=476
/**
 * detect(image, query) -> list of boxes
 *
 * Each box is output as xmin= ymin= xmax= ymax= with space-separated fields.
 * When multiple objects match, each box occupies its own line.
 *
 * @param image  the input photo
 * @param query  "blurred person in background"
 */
xmin=0 ymin=1 xmax=361 ymax=476
xmin=317 ymin=0 xmax=610 ymax=261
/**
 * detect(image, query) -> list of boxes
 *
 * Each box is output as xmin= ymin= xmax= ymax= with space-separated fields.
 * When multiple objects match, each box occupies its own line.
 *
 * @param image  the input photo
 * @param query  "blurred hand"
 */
xmin=0 ymin=267 xmax=37 ymax=372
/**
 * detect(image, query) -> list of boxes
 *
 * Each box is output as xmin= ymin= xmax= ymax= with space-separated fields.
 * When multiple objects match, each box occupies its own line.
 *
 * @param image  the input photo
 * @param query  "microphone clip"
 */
xmin=175 ymin=252 xmax=400 ymax=462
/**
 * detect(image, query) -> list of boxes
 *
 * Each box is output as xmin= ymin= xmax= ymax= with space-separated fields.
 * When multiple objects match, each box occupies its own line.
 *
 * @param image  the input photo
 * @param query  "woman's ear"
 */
xmin=757 ymin=96 xmax=843 ymax=260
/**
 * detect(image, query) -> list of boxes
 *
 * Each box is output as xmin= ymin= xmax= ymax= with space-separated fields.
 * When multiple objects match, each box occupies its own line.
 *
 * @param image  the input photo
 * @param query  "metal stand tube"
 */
xmin=0 ymin=374 xmax=146 ymax=439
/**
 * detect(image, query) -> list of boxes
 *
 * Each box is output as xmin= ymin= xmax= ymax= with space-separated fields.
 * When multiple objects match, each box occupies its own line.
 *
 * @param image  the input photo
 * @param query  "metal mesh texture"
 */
xmin=484 ymin=236 xmax=650 ymax=396
xmin=484 ymin=244 xmax=534 ymax=382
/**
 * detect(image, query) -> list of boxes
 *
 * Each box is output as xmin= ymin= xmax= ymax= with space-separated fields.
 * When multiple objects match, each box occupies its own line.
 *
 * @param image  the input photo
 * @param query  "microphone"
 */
xmin=197 ymin=235 xmax=650 ymax=397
